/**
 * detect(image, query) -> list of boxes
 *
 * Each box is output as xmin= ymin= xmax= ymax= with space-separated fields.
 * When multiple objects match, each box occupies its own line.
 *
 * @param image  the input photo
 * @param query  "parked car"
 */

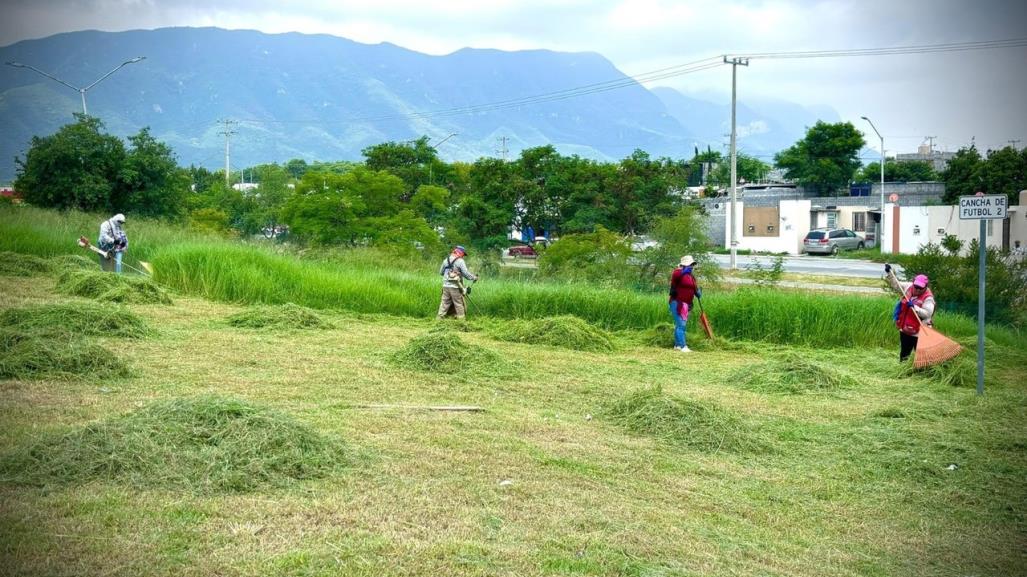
xmin=802 ymin=228 xmax=865 ymax=255
xmin=507 ymin=243 xmax=537 ymax=258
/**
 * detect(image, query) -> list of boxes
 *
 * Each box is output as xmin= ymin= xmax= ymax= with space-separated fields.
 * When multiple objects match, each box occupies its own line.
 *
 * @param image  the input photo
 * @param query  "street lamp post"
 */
xmin=6 ymin=56 xmax=146 ymax=116
xmin=427 ymin=133 xmax=457 ymax=185
xmin=861 ymin=116 xmax=885 ymax=252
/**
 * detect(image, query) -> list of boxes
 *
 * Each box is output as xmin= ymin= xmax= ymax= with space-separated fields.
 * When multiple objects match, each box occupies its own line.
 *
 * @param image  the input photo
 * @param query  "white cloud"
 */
xmin=1 ymin=0 xmax=1024 ymax=152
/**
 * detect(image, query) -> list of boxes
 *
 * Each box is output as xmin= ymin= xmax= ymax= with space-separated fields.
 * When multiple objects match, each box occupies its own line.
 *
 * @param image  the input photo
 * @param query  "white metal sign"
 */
xmin=959 ymin=195 xmax=1007 ymax=220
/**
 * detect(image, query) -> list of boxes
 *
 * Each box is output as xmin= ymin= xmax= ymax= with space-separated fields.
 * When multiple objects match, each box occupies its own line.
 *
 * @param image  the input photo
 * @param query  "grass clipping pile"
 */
xmin=605 ymin=386 xmax=765 ymax=453
xmin=0 ymin=396 xmax=348 ymax=492
xmin=728 ymin=351 xmax=858 ymax=394
xmin=227 ymin=303 xmax=333 ymax=330
xmin=0 ymin=251 xmax=51 ymax=276
xmin=57 ymin=269 xmax=171 ymax=305
xmin=0 ymin=302 xmax=145 ymax=379
xmin=487 ymin=315 xmax=614 ymax=352
xmin=392 ymin=327 xmax=515 ymax=379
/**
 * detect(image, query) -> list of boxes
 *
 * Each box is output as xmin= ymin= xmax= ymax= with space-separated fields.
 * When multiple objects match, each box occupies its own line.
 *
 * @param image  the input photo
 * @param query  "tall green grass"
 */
xmin=4 ymin=205 xmax=1022 ymax=350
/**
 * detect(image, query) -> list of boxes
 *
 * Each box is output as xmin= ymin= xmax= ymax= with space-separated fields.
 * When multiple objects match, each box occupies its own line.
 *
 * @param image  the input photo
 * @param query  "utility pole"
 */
xmin=496 ymin=136 xmax=509 ymax=162
xmin=1009 ymin=139 xmax=1022 ymax=148
xmin=218 ymin=119 xmax=237 ymax=186
xmin=724 ymin=56 xmax=749 ymax=270
xmin=925 ymin=135 xmax=936 ymax=155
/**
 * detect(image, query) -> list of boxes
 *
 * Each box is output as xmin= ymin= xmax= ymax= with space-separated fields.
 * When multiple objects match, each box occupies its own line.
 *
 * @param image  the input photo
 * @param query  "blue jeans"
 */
xmin=669 ymin=300 xmax=687 ymax=348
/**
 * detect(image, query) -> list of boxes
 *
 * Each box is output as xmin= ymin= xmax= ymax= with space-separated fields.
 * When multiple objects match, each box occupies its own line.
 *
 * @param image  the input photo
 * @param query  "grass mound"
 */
xmin=57 ymin=269 xmax=171 ymax=305
xmin=0 ymin=396 xmax=347 ymax=492
xmin=226 ymin=303 xmax=333 ymax=330
xmin=49 ymin=254 xmax=101 ymax=272
xmin=604 ymin=386 xmax=764 ymax=452
xmin=0 ymin=329 xmax=130 ymax=380
xmin=487 ymin=315 xmax=614 ymax=352
xmin=897 ymin=351 xmax=977 ymax=388
xmin=392 ymin=328 xmax=509 ymax=376
xmin=728 ymin=351 xmax=858 ymax=394
xmin=0 ymin=302 xmax=147 ymax=339
xmin=0 ymin=251 xmax=50 ymax=276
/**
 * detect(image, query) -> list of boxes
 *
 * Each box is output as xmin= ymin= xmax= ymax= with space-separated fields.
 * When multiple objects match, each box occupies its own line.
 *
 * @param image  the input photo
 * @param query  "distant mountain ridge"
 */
xmin=0 ymin=27 xmax=837 ymax=181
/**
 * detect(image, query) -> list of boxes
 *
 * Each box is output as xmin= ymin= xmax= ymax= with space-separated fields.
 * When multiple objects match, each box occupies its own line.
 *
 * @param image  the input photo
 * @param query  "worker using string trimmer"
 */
xmin=437 ymin=245 xmax=478 ymax=320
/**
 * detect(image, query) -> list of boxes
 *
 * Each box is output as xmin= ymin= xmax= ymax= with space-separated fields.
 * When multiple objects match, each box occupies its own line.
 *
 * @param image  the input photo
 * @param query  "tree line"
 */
xmin=11 ymin=116 xmax=1025 ymax=253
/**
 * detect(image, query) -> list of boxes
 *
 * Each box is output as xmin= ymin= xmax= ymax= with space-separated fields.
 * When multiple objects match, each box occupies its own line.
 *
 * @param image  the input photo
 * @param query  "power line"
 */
xmin=731 ymin=37 xmax=1027 ymax=60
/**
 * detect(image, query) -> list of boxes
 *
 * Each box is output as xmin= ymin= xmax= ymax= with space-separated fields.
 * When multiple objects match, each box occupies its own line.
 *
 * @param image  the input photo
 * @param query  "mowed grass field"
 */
xmin=1 ymin=206 xmax=1026 ymax=576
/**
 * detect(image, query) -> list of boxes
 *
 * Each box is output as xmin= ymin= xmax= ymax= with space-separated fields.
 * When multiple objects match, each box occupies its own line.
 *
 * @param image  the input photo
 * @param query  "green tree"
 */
xmin=362 ymin=137 xmax=438 ymax=200
xmin=980 ymin=146 xmax=1027 ymax=205
xmin=856 ymin=159 xmax=938 ymax=183
xmin=536 ymin=225 xmax=633 ymax=285
xmin=774 ymin=121 xmax=865 ymax=195
xmin=14 ymin=114 xmax=126 ymax=211
xmin=708 ymin=152 xmax=772 ymax=189
xmin=118 ymin=127 xmax=190 ymax=219
xmin=941 ymin=145 xmax=984 ymax=203
xmin=246 ymin=164 xmax=290 ymax=237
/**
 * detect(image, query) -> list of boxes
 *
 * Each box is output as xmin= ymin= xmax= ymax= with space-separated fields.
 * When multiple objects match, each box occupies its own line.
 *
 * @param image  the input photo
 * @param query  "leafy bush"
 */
xmin=745 ymin=255 xmax=785 ymax=289
xmin=903 ymin=240 xmax=1027 ymax=327
xmin=537 ymin=226 xmax=633 ymax=285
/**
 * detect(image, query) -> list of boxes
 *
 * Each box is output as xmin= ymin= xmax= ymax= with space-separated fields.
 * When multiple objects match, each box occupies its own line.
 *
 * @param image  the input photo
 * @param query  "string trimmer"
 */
xmin=77 ymin=236 xmax=153 ymax=276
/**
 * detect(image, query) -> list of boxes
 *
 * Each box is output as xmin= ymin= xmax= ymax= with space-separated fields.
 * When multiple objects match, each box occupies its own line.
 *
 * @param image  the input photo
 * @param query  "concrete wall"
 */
xmin=1010 ymin=190 xmax=1027 ymax=254
xmin=724 ymin=200 xmax=811 ymax=254
xmin=882 ymin=203 xmax=1006 ymax=255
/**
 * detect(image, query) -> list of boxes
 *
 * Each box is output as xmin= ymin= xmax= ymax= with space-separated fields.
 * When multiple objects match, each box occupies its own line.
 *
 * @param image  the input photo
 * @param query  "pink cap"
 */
xmin=913 ymin=274 xmax=929 ymax=287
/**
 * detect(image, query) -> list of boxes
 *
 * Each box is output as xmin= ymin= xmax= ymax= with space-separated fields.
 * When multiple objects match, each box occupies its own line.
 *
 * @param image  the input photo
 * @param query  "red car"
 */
xmin=507 ymin=244 xmax=537 ymax=258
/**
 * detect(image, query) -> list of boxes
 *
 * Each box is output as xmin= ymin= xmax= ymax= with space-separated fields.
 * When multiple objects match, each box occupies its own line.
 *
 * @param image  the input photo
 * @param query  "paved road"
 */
xmin=710 ymin=254 xmax=900 ymax=278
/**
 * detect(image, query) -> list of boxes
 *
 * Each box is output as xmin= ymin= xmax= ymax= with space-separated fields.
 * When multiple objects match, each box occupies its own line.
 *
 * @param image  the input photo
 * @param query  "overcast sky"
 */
xmin=3 ymin=0 xmax=1025 ymax=156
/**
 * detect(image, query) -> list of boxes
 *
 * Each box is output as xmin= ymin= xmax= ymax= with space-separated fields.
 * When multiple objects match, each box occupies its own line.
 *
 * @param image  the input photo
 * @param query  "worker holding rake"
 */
xmin=669 ymin=255 xmax=701 ymax=352
xmin=885 ymin=265 xmax=936 ymax=362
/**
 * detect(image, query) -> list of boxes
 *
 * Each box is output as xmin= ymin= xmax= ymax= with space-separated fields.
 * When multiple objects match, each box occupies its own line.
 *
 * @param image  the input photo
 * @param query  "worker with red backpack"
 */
xmin=885 ymin=264 xmax=936 ymax=362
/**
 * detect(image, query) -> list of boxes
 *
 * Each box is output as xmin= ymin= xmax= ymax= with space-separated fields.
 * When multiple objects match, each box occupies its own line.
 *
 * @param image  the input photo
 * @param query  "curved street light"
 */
xmin=860 ymin=116 xmax=885 ymax=250
xmin=5 ymin=56 xmax=146 ymax=116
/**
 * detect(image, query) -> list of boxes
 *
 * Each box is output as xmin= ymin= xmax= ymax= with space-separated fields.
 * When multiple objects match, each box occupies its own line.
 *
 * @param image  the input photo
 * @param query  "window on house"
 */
xmin=987 ymin=219 xmax=994 ymax=237
xmin=853 ymin=212 xmax=867 ymax=232
xmin=826 ymin=211 xmax=838 ymax=228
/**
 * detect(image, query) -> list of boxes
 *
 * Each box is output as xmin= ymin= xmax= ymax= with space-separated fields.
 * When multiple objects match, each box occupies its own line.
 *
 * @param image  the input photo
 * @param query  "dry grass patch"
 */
xmin=0 ymin=329 xmax=131 ymax=380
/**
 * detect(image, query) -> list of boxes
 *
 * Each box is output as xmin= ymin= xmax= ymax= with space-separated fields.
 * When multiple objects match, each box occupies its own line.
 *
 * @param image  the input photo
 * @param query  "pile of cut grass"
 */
xmin=0 ymin=251 xmax=51 ymax=276
xmin=391 ymin=327 xmax=511 ymax=377
xmin=604 ymin=386 xmax=765 ymax=452
xmin=727 ymin=351 xmax=858 ymax=394
xmin=0 ymin=328 xmax=130 ymax=380
xmin=0 ymin=302 xmax=147 ymax=339
xmin=226 ymin=303 xmax=333 ymax=330
xmin=56 ymin=269 xmax=172 ymax=305
xmin=898 ymin=351 xmax=977 ymax=388
xmin=49 ymin=253 xmax=100 ymax=272
xmin=487 ymin=315 xmax=614 ymax=352
xmin=0 ymin=396 xmax=347 ymax=492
